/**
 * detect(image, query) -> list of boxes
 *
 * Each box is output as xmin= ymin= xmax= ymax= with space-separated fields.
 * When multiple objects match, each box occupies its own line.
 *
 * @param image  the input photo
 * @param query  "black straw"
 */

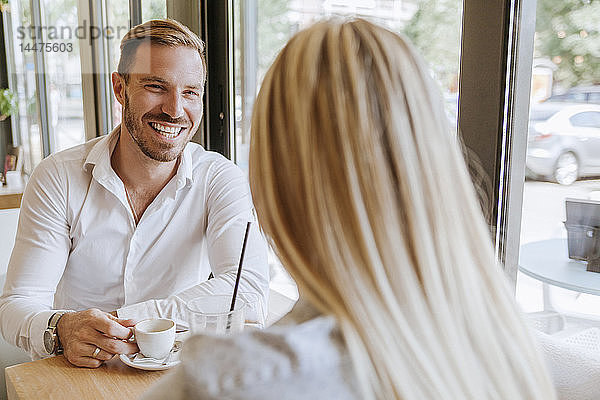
xmin=230 ymin=221 xmax=252 ymax=312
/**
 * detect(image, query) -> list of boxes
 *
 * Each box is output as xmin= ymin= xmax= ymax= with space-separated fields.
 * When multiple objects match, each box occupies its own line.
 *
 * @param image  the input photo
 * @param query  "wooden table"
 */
xmin=0 ymin=185 xmax=23 ymax=210
xmin=4 ymin=287 xmax=297 ymax=400
xmin=5 ymin=355 xmax=167 ymax=400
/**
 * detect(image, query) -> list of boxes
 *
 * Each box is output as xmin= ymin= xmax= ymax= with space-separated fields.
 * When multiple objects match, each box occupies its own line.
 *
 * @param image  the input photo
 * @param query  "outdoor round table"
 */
xmin=520 ymin=238 xmax=600 ymax=310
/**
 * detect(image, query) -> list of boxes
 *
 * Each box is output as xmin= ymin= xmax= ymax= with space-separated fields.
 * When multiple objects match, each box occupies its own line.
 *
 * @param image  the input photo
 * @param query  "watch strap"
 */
xmin=47 ymin=311 xmax=67 ymax=329
xmin=45 ymin=311 xmax=70 ymax=354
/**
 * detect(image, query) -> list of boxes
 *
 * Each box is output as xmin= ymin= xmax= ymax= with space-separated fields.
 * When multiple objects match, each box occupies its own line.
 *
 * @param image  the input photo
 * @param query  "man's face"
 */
xmin=117 ymin=42 xmax=205 ymax=162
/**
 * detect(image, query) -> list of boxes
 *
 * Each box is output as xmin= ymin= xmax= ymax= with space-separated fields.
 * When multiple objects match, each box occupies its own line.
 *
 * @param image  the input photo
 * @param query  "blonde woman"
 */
xmin=143 ymin=19 xmax=556 ymax=400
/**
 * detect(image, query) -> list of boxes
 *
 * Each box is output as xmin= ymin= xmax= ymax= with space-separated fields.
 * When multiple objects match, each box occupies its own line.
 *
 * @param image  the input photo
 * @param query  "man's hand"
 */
xmin=56 ymin=308 xmax=138 ymax=368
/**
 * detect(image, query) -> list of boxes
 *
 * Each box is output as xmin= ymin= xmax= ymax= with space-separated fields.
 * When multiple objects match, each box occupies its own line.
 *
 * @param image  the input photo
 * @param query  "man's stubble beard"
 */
xmin=122 ymin=92 xmax=195 ymax=162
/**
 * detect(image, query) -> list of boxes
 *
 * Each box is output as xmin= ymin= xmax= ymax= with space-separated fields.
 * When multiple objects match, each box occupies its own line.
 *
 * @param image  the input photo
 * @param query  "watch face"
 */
xmin=43 ymin=330 xmax=55 ymax=353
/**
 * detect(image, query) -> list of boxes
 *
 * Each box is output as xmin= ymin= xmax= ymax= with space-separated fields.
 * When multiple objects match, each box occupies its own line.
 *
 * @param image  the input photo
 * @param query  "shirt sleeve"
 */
xmin=0 ymin=156 xmax=74 ymax=359
xmin=117 ymin=160 xmax=270 ymax=327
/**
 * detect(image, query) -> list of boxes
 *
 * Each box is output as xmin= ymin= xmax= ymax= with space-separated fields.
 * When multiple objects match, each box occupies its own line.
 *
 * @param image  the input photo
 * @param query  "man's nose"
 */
xmin=161 ymin=91 xmax=184 ymax=119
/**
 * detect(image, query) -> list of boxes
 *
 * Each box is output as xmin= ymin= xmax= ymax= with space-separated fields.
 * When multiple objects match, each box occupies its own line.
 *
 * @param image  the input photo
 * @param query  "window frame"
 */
xmin=458 ymin=0 xmax=537 ymax=287
xmin=29 ymin=0 xmax=52 ymax=157
xmin=201 ymin=0 xmax=234 ymax=158
xmin=78 ymin=0 xmax=113 ymax=142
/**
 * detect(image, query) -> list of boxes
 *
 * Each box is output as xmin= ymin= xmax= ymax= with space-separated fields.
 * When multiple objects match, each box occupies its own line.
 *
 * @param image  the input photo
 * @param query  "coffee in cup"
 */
xmin=133 ymin=318 xmax=175 ymax=359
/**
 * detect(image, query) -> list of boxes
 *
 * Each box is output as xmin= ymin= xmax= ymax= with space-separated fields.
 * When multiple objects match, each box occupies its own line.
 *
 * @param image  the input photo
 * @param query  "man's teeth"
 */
xmin=151 ymin=122 xmax=183 ymax=138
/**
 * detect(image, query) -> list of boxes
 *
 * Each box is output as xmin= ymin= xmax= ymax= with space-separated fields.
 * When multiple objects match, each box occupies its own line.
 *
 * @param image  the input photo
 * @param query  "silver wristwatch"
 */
xmin=43 ymin=311 xmax=69 ymax=355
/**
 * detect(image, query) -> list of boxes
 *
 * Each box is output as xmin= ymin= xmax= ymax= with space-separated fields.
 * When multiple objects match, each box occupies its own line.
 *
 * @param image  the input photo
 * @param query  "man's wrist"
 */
xmin=44 ymin=311 xmax=72 ymax=355
xmin=55 ymin=311 xmax=69 ymax=338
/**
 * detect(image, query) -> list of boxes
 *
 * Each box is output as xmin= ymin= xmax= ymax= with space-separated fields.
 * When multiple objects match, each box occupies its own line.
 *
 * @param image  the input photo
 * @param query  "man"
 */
xmin=0 ymin=19 xmax=269 ymax=368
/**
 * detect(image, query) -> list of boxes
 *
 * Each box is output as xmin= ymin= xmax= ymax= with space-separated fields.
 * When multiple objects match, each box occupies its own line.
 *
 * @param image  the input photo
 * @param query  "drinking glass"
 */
xmin=238 ymin=292 xmax=266 ymax=329
xmin=186 ymin=295 xmax=246 ymax=335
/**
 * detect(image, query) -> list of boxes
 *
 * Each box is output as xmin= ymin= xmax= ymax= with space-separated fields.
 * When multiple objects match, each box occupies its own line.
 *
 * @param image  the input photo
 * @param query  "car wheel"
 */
xmin=553 ymin=152 xmax=578 ymax=185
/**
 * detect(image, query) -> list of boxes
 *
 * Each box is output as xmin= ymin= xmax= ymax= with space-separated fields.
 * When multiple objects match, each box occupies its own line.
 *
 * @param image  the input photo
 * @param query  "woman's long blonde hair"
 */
xmin=249 ymin=19 xmax=555 ymax=400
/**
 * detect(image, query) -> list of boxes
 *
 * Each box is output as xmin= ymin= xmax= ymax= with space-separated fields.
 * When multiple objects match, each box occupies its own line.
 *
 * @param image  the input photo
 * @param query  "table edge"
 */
xmin=519 ymin=238 xmax=600 ymax=296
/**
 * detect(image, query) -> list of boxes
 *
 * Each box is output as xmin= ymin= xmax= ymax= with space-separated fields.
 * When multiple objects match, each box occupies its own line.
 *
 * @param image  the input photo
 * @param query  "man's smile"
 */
xmin=148 ymin=121 xmax=188 ymax=139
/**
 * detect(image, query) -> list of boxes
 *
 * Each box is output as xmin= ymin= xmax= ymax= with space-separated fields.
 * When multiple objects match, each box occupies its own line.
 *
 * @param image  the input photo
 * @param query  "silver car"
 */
xmin=526 ymin=103 xmax=600 ymax=185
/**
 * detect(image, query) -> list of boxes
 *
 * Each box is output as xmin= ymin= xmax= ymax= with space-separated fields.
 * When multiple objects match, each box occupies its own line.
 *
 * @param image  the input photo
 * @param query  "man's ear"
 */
xmin=112 ymin=72 xmax=126 ymax=106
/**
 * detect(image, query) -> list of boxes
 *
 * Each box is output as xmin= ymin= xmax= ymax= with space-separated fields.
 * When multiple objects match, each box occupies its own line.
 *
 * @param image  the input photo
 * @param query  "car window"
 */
xmin=569 ymin=111 xmax=600 ymax=128
xmin=530 ymin=108 xmax=560 ymax=122
xmin=589 ymin=93 xmax=600 ymax=104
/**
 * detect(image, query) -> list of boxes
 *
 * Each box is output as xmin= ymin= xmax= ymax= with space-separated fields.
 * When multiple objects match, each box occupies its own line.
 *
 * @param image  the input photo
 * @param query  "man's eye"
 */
xmin=185 ymin=91 xmax=199 ymax=97
xmin=146 ymin=84 xmax=164 ymax=90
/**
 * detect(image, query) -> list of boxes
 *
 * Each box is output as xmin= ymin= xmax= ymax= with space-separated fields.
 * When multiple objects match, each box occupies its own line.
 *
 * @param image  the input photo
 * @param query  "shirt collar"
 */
xmin=83 ymin=125 xmax=120 ymax=185
xmin=83 ymin=124 xmax=194 ymax=189
xmin=177 ymin=144 xmax=194 ymax=189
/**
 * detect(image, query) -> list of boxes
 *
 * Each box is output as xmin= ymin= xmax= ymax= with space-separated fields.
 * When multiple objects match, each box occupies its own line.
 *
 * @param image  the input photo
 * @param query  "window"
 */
xmin=4 ymin=0 xmax=43 ymax=173
xmin=41 ymin=0 xmax=86 ymax=153
xmin=106 ymin=0 xmax=130 ymax=129
xmin=232 ymin=0 xmax=463 ymax=172
xmin=4 ymin=0 xmax=99 ymax=167
xmin=142 ymin=0 xmax=167 ymax=21
xmin=517 ymin=0 xmax=600 ymax=319
xmin=227 ymin=0 xmax=463 ymax=301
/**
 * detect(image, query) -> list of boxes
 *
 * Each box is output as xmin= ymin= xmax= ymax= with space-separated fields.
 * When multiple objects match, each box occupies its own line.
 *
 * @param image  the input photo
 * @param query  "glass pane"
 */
xmin=232 ymin=0 xmax=463 ymax=302
xmin=142 ymin=0 xmax=167 ymax=21
xmin=6 ymin=0 xmax=43 ymax=174
xmin=233 ymin=0 xmax=463 ymax=172
xmin=106 ymin=0 xmax=129 ymax=129
xmin=517 ymin=0 xmax=600 ymax=318
xmin=41 ymin=0 xmax=85 ymax=152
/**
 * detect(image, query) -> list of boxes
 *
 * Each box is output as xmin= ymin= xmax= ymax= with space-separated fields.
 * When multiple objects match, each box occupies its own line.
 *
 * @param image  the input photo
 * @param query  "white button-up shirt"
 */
xmin=0 ymin=126 xmax=269 ymax=359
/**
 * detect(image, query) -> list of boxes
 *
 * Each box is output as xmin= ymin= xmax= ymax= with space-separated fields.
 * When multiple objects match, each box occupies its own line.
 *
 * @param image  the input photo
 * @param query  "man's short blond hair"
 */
xmin=117 ymin=18 xmax=206 ymax=84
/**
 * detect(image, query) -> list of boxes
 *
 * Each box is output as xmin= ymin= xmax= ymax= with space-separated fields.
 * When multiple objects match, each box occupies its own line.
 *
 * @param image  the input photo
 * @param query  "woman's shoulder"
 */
xmin=178 ymin=316 xmax=358 ymax=399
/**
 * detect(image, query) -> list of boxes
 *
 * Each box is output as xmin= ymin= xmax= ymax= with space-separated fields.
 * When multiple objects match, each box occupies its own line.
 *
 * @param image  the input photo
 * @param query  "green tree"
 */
xmin=402 ymin=0 xmax=462 ymax=92
xmin=257 ymin=0 xmax=294 ymax=85
xmin=535 ymin=0 xmax=600 ymax=87
xmin=142 ymin=0 xmax=167 ymax=21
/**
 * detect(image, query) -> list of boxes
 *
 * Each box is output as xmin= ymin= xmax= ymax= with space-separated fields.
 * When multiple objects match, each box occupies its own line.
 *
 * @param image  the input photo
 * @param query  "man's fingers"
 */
xmin=67 ymin=356 xmax=103 ymax=369
xmin=63 ymin=342 xmax=104 ymax=368
xmin=95 ymin=334 xmax=139 ymax=355
xmin=82 ymin=343 xmax=114 ymax=361
xmin=118 ymin=318 xmax=138 ymax=327
xmin=106 ymin=316 xmax=137 ymax=340
xmin=58 ymin=308 xmax=139 ymax=368
xmin=109 ymin=315 xmax=138 ymax=329
xmin=89 ymin=314 xmax=133 ymax=339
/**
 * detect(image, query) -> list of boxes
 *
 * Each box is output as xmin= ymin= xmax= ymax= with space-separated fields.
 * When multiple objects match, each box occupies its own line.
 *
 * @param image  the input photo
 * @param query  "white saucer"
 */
xmin=119 ymin=342 xmax=182 ymax=371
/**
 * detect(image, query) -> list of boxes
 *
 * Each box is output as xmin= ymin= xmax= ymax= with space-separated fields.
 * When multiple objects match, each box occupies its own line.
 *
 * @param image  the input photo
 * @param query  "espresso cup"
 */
xmin=133 ymin=318 xmax=176 ymax=359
